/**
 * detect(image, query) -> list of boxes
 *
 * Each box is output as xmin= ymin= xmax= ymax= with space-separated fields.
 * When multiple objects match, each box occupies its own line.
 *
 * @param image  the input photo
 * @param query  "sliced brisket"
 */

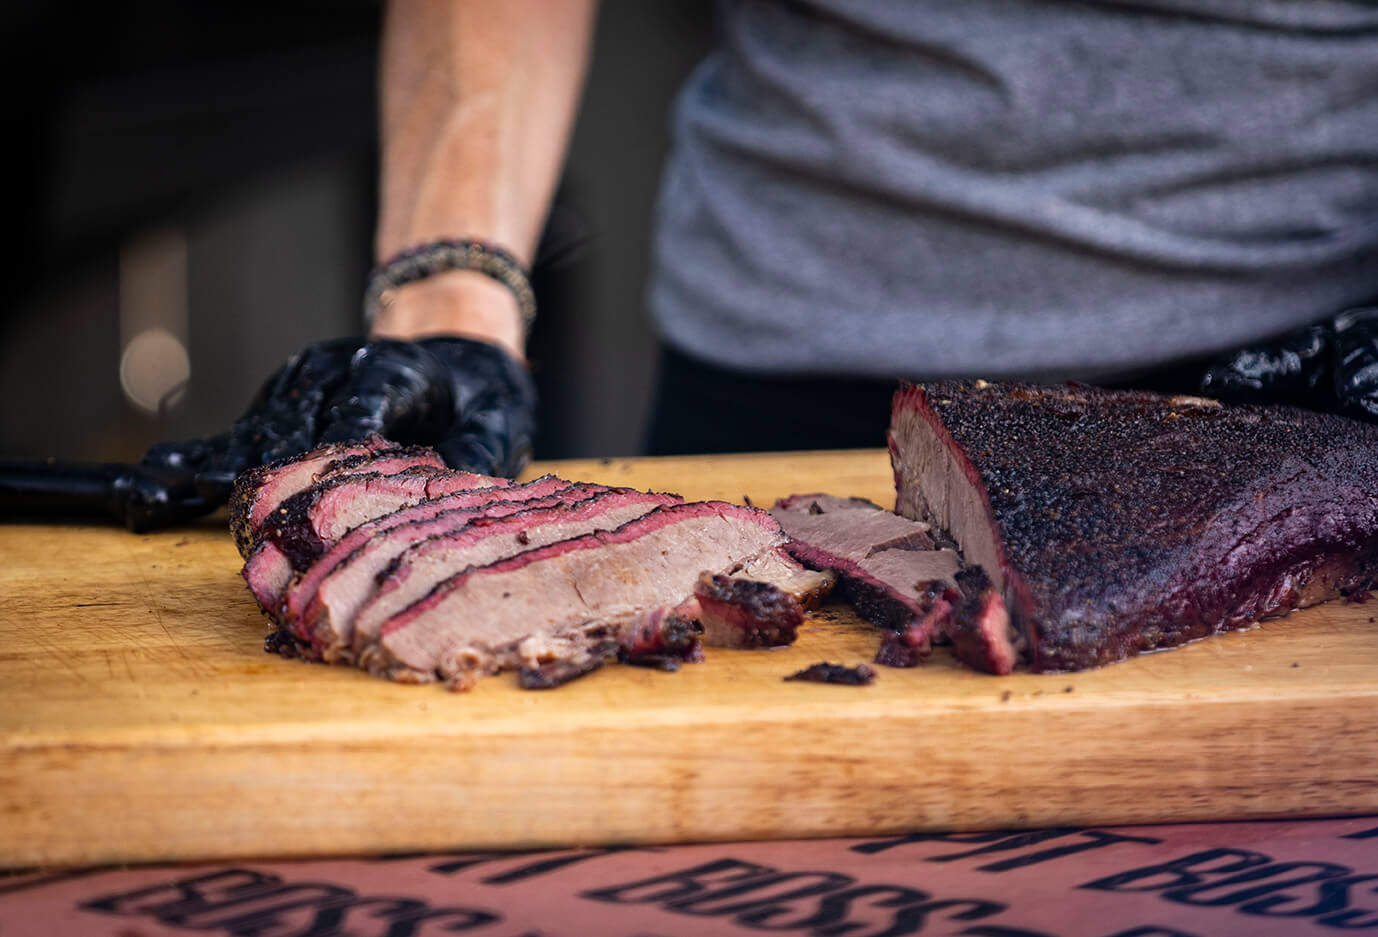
xmin=228 ymin=437 xmax=432 ymax=558
xmin=358 ymin=502 xmax=800 ymax=689
xmin=693 ymin=573 xmax=804 ymax=648
xmin=890 ymin=381 xmax=1378 ymax=673
xmin=770 ymin=495 xmax=961 ymax=653
xmin=259 ymin=466 xmax=508 ymax=571
xmin=347 ymin=489 xmax=685 ymax=660
xmin=245 ymin=465 xmax=513 ymax=622
xmin=242 ymin=467 xmax=509 ymax=615
xmin=731 ymin=548 xmax=837 ymax=611
xmin=281 ymin=474 xmax=579 ymax=636
xmin=283 ymin=479 xmax=599 ymax=659
xmin=773 ymin=493 xmax=889 ymax=514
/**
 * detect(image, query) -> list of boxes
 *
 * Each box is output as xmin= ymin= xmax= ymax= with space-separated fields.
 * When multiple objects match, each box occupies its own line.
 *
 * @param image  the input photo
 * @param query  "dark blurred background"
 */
xmin=4 ymin=1 xmax=713 ymax=462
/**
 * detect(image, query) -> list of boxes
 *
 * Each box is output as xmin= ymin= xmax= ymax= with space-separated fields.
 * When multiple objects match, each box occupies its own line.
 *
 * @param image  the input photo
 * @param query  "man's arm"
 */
xmin=371 ymin=0 xmax=598 ymax=359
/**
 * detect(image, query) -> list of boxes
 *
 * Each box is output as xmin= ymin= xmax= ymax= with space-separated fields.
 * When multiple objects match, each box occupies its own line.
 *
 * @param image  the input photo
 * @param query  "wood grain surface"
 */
xmin=2 ymin=450 xmax=1376 ymax=869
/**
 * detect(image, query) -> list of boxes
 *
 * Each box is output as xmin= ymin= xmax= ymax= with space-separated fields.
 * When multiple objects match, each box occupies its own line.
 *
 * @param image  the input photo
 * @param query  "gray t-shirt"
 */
xmin=648 ymin=0 xmax=1378 ymax=380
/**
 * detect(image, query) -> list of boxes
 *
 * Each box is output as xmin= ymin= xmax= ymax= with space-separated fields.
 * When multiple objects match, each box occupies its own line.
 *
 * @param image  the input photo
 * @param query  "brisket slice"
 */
xmin=941 ymin=567 xmax=1016 ymax=676
xmin=228 ymin=437 xmax=426 ymax=558
xmin=772 ymin=493 xmax=890 ymax=514
xmin=261 ymin=466 xmax=508 ymax=570
xmin=692 ymin=573 xmax=804 ymax=648
xmin=284 ymin=477 xmax=597 ymax=657
xmin=770 ymin=496 xmax=961 ymax=653
xmin=872 ymin=581 xmax=955 ymax=669
xmin=282 ymin=474 xmax=577 ymax=627
xmin=319 ymin=487 xmax=676 ymax=662
xmin=889 ymin=380 xmax=1378 ymax=673
xmin=241 ymin=467 xmax=508 ymax=615
xmin=347 ymin=488 xmax=686 ymax=660
xmin=357 ymin=502 xmax=799 ymax=689
xmin=732 ymin=548 xmax=837 ymax=611
xmin=622 ymin=548 xmax=836 ymax=653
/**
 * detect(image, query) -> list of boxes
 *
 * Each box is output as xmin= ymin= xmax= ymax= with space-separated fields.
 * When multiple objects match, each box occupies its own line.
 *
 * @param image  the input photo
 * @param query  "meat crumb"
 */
xmin=874 ymin=631 xmax=922 ymax=668
xmin=1064 ymin=685 xmax=1074 ymax=693
xmin=1000 ymin=690 xmax=1012 ymax=702
xmin=784 ymin=662 xmax=876 ymax=686
xmin=264 ymin=629 xmax=300 ymax=658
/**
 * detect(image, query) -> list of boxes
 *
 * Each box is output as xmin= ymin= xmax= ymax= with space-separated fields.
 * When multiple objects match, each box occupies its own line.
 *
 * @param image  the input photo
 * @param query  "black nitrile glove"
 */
xmin=1199 ymin=307 xmax=1378 ymax=421
xmin=1332 ymin=307 xmax=1378 ymax=423
xmin=143 ymin=335 xmax=536 ymax=503
xmin=1199 ymin=323 xmax=1331 ymax=409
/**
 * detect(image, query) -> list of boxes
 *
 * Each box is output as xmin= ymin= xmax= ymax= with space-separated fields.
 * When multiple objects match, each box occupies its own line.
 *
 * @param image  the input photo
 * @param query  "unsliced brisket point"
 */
xmin=229 ymin=437 xmax=414 ymax=558
xmin=770 ymin=496 xmax=960 ymax=654
xmin=890 ymin=381 xmax=1378 ymax=673
xmin=359 ymin=501 xmax=793 ymax=689
xmin=347 ymin=488 xmax=685 ymax=660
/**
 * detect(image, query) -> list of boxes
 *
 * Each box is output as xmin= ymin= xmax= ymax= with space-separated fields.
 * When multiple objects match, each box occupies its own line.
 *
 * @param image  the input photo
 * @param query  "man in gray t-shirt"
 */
xmin=167 ymin=0 xmax=1378 ymax=479
xmin=650 ymin=0 xmax=1378 ymax=384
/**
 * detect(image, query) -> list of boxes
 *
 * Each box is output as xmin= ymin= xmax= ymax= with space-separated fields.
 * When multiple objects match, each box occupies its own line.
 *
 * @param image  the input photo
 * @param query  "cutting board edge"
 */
xmin=5 ymin=690 xmax=1376 ymax=870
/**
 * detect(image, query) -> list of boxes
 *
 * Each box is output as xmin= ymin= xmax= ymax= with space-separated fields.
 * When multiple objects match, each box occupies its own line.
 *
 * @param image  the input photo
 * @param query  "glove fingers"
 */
xmin=240 ymin=339 xmax=362 ymax=464
xmin=424 ymin=337 xmax=537 ymax=478
xmin=433 ymin=436 xmax=504 ymax=479
xmin=142 ymin=435 xmax=224 ymax=474
xmin=1333 ymin=307 xmax=1378 ymax=423
xmin=141 ymin=339 xmax=362 ymax=485
xmin=1200 ymin=323 xmax=1331 ymax=408
xmin=318 ymin=340 xmax=453 ymax=446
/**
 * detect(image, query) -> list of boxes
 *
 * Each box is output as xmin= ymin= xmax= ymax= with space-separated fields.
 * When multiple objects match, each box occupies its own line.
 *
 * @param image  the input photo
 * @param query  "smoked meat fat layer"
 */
xmin=889 ymin=381 xmax=1378 ymax=673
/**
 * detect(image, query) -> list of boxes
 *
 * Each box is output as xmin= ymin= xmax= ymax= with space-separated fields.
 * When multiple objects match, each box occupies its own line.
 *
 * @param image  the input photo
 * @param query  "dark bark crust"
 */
xmin=264 ymin=466 xmax=445 ymax=573
xmin=785 ymin=662 xmax=877 ymax=685
xmin=784 ymin=541 xmax=921 ymax=633
xmin=891 ymin=381 xmax=1378 ymax=672
xmin=694 ymin=573 xmax=804 ymax=648
xmin=229 ymin=438 xmax=395 ymax=558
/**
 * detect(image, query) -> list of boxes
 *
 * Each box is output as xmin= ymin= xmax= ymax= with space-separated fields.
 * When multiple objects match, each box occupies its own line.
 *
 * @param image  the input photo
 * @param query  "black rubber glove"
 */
xmin=1332 ymin=307 xmax=1378 ymax=423
xmin=1199 ymin=307 xmax=1378 ymax=421
xmin=143 ymin=336 xmax=536 ymax=499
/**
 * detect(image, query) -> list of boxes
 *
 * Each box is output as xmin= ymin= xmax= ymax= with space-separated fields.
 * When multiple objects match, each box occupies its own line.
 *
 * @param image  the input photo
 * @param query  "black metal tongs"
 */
xmin=0 ymin=460 xmax=234 ymax=533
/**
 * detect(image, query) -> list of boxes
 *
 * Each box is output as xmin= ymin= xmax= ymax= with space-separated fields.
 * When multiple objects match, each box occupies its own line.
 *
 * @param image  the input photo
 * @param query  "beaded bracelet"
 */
xmin=362 ymin=238 xmax=538 ymax=334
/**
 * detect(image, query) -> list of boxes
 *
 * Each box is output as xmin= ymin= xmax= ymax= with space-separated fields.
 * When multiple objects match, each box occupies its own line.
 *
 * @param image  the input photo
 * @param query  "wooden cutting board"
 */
xmin=3 ymin=450 xmax=1376 ymax=870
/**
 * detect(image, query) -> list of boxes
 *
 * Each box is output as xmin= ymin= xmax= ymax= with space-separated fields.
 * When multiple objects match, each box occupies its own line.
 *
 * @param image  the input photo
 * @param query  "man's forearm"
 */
xmin=372 ymin=0 xmax=598 ymax=354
